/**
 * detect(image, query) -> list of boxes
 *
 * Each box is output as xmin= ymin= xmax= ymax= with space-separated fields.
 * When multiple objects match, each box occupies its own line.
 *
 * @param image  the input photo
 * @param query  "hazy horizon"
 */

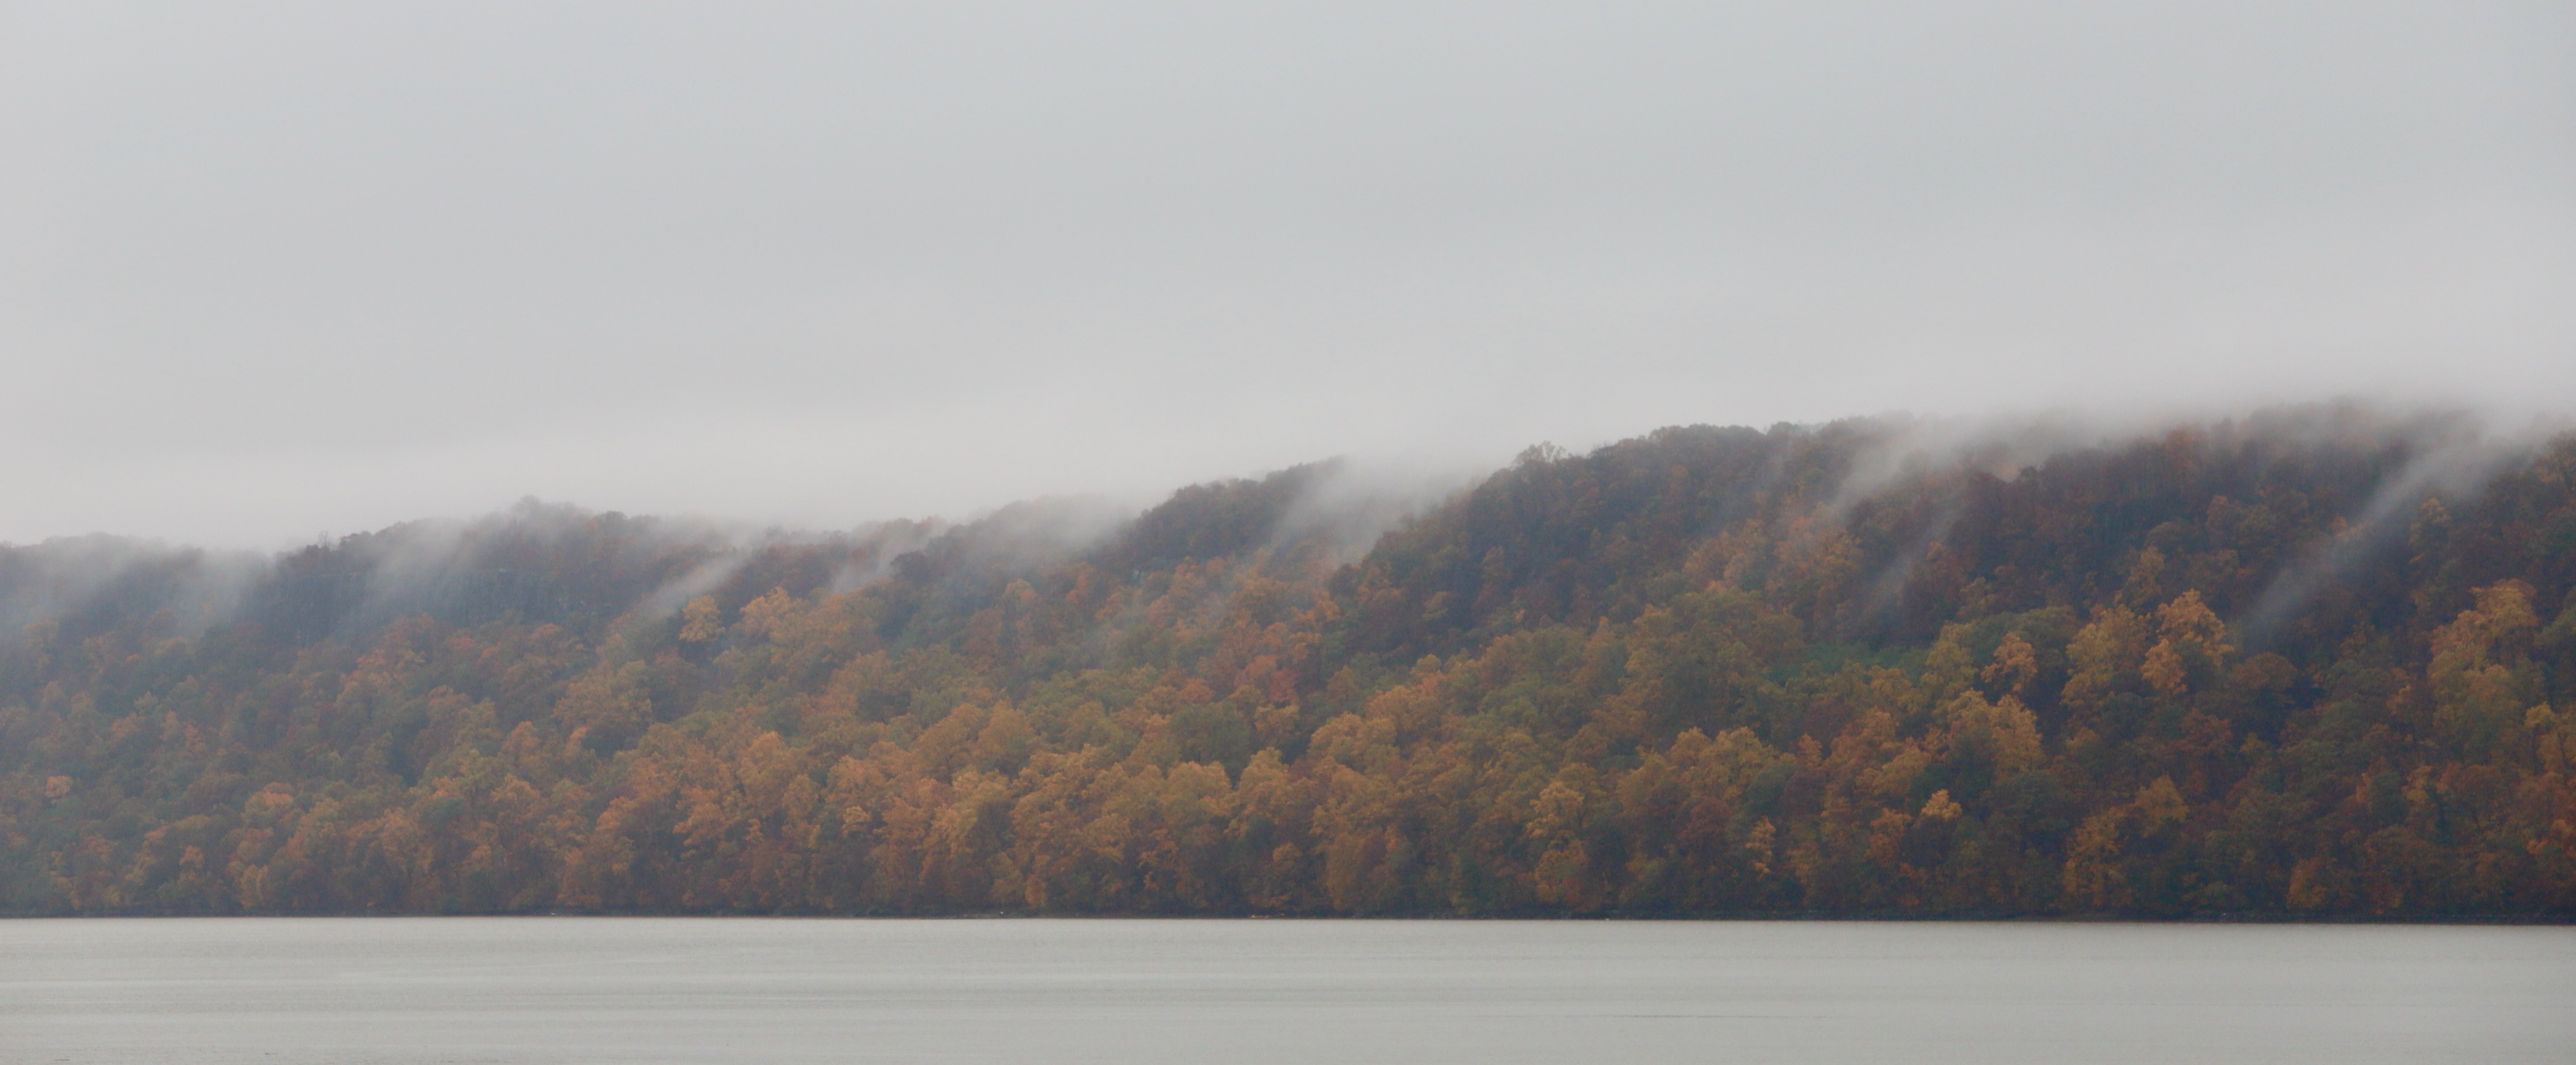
xmin=2 ymin=401 xmax=2558 ymax=556
xmin=6 ymin=2 xmax=2569 ymax=548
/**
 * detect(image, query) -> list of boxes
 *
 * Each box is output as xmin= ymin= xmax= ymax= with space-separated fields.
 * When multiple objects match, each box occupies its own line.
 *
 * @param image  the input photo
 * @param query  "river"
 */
xmin=4 ymin=918 xmax=2568 ymax=1063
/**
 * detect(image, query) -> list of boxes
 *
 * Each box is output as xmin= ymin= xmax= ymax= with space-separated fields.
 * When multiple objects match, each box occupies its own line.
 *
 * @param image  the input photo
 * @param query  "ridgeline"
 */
xmin=6 ymin=407 xmax=2574 ymax=917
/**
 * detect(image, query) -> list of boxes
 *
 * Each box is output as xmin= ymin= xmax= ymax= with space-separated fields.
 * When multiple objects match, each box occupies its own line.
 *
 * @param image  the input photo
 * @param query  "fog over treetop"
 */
xmin=1 ymin=404 xmax=2550 ymax=655
xmin=3 ymin=2 xmax=2567 ymax=546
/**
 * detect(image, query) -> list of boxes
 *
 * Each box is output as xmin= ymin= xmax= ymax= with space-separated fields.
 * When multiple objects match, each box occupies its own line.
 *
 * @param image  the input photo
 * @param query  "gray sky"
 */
xmin=4 ymin=1 xmax=2570 ymax=548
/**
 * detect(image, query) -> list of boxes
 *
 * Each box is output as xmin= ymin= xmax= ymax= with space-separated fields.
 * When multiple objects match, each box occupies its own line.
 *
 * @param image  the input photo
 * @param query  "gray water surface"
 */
xmin=3 ymin=918 xmax=2568 ymax=1064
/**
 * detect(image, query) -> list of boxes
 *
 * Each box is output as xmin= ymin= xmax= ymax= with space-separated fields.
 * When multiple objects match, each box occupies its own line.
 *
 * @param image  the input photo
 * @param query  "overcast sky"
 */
xmin=3 ymin=1 xmax=2569 ymax=548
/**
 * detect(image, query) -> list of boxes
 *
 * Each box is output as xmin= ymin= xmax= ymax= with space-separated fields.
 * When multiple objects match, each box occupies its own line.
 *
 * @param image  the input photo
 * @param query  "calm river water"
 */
xmin=3 ymin=918 xmax=2568 ymax=1064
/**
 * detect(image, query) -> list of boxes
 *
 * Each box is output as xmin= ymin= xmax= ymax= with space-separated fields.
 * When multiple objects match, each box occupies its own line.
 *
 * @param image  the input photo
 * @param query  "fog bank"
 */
xmin=3 ymin=2 xmax=2567 ymax=545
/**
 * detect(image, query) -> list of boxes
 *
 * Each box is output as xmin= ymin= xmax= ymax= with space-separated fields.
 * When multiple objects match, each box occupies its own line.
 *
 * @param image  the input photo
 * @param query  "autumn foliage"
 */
xmin=6 ymin=409 xmax=2576 ymax=916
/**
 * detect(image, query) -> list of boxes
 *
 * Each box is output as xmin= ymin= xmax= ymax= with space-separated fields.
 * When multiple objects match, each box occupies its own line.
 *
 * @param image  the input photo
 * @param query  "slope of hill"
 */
xmin=4 ymin=407 xmax=2573 ymax=917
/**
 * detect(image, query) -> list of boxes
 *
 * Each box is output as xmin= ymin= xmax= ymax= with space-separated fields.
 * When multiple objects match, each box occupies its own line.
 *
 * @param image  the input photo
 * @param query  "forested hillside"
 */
xmin=6 ymin=408 xmax=2574 ymax=917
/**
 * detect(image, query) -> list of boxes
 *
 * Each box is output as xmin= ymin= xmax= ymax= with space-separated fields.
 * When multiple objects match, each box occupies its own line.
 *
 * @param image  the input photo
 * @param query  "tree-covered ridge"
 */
xmin=5 ymin=409 xmax=2574 ymax=916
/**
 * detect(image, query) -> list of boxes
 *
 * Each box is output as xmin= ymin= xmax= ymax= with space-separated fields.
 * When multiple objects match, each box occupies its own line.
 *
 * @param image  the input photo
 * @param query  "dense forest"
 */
xmin=5 ymin=406 xmax=2574 ymax=918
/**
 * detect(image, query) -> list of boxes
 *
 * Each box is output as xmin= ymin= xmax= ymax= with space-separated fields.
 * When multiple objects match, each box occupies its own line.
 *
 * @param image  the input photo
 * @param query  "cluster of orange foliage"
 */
xmin=6 ymin=410 xmax=2575 ymax=916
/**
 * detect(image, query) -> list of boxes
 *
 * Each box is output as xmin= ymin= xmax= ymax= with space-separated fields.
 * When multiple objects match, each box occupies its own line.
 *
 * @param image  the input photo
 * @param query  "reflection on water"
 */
xmin=3 ymin=918 xmax=2569 ymax=1064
